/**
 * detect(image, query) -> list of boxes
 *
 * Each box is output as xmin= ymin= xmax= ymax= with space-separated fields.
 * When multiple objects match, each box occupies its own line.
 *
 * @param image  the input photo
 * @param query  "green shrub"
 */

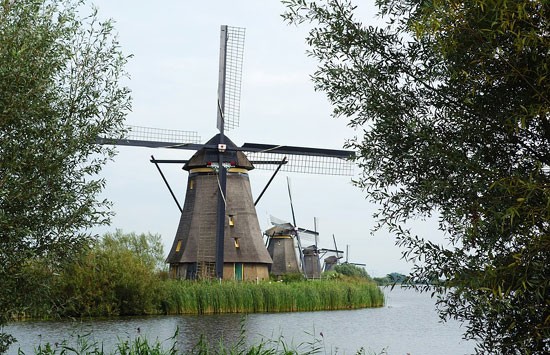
xmin=55 ymin=231 xmax=165 ymax=317
xmin=333 ymin=264 xmax=371 ymax=279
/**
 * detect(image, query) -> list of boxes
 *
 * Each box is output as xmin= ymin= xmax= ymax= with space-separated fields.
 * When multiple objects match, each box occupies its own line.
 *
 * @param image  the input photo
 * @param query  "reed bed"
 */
xmin=157 ymin=280 xmax=384 ymax=315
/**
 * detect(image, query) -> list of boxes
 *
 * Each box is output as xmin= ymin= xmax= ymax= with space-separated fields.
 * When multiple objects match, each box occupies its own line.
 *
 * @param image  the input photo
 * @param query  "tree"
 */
xmin=283 ymin=0 xmax=549 ymax=353
xmin=334 ymin=263 xmax=371 ymax=279
xmin=0 ymin=0 xmax=130 ymax=351
xmin=102 ymin=230 xmax=167 ymax=272
xmin=59 ymin=231 xmax=164 ymax=317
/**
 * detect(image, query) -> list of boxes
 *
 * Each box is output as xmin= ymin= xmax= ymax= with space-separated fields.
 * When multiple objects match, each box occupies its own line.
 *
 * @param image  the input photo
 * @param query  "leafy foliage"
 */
xmin=283 ymin=0 xmax=549 ymax=353
xmin=333 ymin=263 xmax=371 ymax=279
xmin=58 ymin=231 xmax=164 ymax=317
xmin=273 ymin=272 xmax=306 ymax=283
xmin=102 ymin=230 xmax=167 ymax=272
xmin=373 ymin=273 xmax=408 ymax=286
xmin=0 ymin=0 xmax=130 ymax=348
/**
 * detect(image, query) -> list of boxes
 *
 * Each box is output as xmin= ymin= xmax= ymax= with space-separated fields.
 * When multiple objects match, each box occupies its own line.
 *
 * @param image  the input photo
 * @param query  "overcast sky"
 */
xmin=90 ymin=0 xmax=443 ymax=277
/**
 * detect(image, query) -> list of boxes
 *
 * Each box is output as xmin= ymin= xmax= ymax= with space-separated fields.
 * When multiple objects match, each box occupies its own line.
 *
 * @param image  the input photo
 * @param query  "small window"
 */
xmin=228 ymin=215 xmax=235 ymax=227
xmin=175 ymin=240 xmax=182 ymax=252
xmin=189 ymin=180 xmax=194 ymax=190
xmin=234 ymin=238 xmax=240 ymax=249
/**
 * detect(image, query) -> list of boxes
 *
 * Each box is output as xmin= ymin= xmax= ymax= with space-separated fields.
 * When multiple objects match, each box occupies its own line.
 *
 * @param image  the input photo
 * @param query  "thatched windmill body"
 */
xmin=264 ymin=222 xmax=301 ymax=276
xmin=98 ymin=25 xmax=353 ymax=281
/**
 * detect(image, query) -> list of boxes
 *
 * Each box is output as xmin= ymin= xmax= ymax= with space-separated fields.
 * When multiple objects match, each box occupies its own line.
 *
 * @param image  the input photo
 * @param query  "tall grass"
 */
xmin=157 ymin=280 xmax=384 ymax=315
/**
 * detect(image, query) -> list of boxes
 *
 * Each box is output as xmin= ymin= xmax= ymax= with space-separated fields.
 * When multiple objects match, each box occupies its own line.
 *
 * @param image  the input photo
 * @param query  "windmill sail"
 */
xmin=96 ymin=125 xmax=202 ymax=149
xmin=217 ymin=26 xmax=245 ymax=133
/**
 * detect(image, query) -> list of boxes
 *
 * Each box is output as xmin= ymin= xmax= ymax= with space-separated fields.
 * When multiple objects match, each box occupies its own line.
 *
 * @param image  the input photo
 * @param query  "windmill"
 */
xmin=264 ymin=214 xmax=319 ymax=277
xmin=321 ymin=235 xmax=344 ymax=272
xmin=343 ymin=244 xmax=367 ymax=267
xmin=264 ymin=176 xmax=320 ymax=278
xmin=97 ymin=25 xmax=353 ymax=281
xmin=284 ymin=177 xmax=324 ymax=279
xmin=263 ymin=218 xmax=302 ymax=277
xmin=264 ymin=177 xmax=323 ymax=278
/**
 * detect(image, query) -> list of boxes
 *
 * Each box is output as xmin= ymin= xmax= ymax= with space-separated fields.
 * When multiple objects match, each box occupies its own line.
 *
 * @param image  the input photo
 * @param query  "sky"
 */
xmin=90 ymin=0 xmax=443 ymax=277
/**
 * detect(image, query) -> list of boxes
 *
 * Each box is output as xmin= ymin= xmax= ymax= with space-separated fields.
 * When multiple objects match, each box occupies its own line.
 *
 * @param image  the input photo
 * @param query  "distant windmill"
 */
xmin=285 ymin=177 xmax=325 ymax=279
xmin=343 ymin=244 xmax=367 ymax=267
xmin=98 ymin=25 xmax=353 ymax=281
xmin=265 ymin=177 xmax=319 ymax=278
xmin=321 ymin=235 xmax=344 ymax=272
xmin=302 ymin=245 xmax=322 ymax=279
xmin=264 ymin=219 xmax=302 ymax=277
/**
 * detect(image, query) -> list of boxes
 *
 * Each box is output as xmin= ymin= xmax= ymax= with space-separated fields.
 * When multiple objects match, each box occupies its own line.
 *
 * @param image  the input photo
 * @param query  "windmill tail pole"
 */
xmin=254 ymin=156 xmax=287 ymax=206
xmin=314 ymin=217 xmax=318 ymax=248
xmin=287 ymin=177 xmax=297 ymax=227
xmin=215 ymin=163 xmax=227 ymax=280
xmin=150 ymin=155 xmax=183 ymax=213
xmin=287 ymin=176 xmax=306 ymax=275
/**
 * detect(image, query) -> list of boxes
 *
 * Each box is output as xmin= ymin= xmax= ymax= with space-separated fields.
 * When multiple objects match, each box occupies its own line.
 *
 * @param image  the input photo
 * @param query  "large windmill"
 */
xmin=98 ymin=25 xmax=353 ymax=281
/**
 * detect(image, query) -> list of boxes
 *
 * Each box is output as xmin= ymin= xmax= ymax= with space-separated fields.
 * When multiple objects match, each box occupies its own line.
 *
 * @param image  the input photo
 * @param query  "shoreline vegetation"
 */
xmin=13 ymin=278 xmax=384 ymax=321
xmin=11 ymin=231 xmax=383 ymax=321
xmin=159 ymin=278 xmax=384 ymax=315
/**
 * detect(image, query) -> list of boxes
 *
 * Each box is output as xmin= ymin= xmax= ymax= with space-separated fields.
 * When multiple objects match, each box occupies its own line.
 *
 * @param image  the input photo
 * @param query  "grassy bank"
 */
xmin=17 ymin=278 xmax=383 ymax=319
xmin=13 ymin=231 xmax=383 ymax=319
xmin=157 ymin=279 xmax=384 ymax=315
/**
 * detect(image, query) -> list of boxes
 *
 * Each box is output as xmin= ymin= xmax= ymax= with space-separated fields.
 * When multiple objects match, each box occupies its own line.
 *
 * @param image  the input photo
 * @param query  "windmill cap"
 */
xmin=184 ymin=134 xmax=254 ymax=171
xmin=264 ymin=223 xmax=295 ymax=236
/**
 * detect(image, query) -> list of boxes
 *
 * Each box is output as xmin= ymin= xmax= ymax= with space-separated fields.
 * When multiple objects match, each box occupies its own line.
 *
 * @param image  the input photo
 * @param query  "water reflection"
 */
xmin=6 ymin=288 xmax=474 ymax=355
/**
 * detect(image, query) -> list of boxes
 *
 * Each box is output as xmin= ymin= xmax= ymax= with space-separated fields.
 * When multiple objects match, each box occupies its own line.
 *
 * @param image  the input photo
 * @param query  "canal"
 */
xmin=5 ymin=287 xmax=474 ymax=354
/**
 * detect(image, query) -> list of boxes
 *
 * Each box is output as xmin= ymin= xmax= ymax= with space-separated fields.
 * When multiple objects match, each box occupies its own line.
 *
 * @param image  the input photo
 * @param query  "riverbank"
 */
xmin=13 ymin=279 xmax=383 ymax=320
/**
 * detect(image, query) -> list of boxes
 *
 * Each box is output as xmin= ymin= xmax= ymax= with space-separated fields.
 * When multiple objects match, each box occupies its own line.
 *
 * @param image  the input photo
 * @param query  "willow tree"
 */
xmin=0 ymin=0 xmax=130 ymax=350
xmin=283 ymin=0 xmax=549 ymax=353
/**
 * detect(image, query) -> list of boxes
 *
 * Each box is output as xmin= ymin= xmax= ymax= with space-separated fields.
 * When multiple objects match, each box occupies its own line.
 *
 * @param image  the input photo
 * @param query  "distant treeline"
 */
xmin=373 ymin=272 xmax=441 ymax=286
xmin=13 ymin=231 xmax=383 ymax=319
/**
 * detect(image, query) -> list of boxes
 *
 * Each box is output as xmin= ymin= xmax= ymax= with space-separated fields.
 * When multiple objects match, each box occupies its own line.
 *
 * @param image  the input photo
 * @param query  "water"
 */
xmin=5 ymin=287 xmax=474 ymax=354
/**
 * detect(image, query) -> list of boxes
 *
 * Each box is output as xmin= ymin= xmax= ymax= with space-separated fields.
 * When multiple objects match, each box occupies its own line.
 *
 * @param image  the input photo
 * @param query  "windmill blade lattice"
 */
xmin=125 ymin=125 xmax=201 ymax=144
xmin=97 ymin=125 xmax=202 ymax=149
xmin=217 ymin=26 xmax=245 ymax=132
xmin=247 ymin=151 xmax=353 ymax=175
